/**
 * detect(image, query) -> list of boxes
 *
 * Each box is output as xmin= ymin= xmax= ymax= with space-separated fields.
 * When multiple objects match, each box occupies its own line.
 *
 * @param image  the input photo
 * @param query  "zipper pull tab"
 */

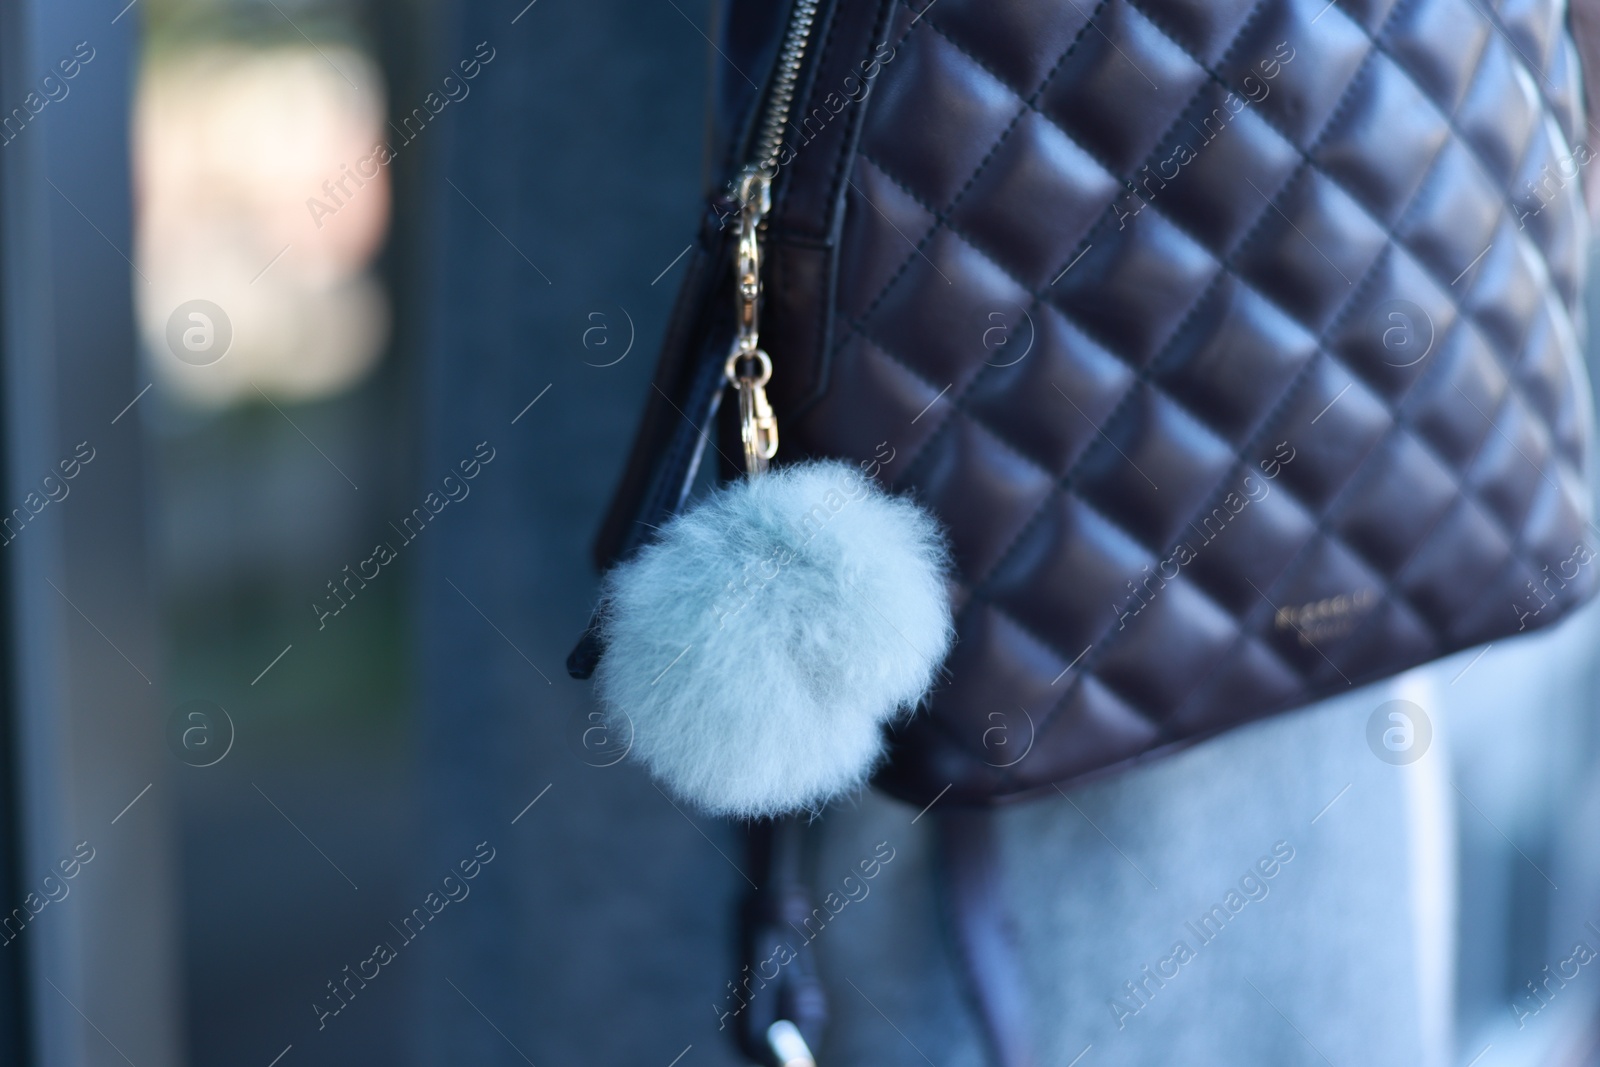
xmin=728 ymin=167 xmax=778 ymax=478
xmin=734 ymin=167 xmax=770 ymax=346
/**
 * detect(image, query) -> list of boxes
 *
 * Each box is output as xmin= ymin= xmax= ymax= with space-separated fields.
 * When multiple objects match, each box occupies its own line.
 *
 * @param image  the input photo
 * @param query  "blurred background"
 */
xmin=134 ymin=0 xmax=423 ymax=1062
xmin=136 ymin=1 xmax=420 ymax=1062
xmin=116 ymin=0 xmax=710 ymax=1061
xmin=5 ymin=0 xmax=1600 ymax=1064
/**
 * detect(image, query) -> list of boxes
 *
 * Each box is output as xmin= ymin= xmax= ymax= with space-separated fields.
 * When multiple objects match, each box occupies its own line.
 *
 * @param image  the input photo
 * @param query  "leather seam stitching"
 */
xmin=1021 ymin=20 xmax=1561 ymax=739
xmin=845 ymin=0 xmax=1115 ymax=333
xmin=829 ymin=0 xmax=1586 ymax=774
xmin=846 ymin=153 xmax=1480 ymax=722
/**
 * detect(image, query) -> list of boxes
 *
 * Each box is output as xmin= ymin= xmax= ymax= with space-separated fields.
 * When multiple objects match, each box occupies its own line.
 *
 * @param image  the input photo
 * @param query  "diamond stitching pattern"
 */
xmin=773 ymin=0 xmax=1596 ymax=801
xmin=897 ymin=0 xmax=1550 ymax=688
xmin=855 ymin=22 xmax=1480 ymax=622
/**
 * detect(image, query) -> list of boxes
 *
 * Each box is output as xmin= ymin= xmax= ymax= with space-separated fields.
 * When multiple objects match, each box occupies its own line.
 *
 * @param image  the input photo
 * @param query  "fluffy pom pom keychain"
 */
xmin=595 ymin=458 xmax=953 ymax=817
xmin=591 ymin=170 xmax=954 ymax=818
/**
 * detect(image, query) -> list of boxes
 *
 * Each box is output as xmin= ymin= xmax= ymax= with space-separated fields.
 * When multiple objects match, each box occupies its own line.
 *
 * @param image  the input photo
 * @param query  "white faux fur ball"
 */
xmin=594 ymin=460 xmax=953 ymax=818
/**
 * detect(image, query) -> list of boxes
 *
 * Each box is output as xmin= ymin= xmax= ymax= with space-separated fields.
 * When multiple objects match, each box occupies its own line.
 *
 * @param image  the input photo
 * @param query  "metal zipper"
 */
xmin=726 ymin=0 xmax=821 ymax=478
xmin=749 ymin=0 xmax=822 ymax=175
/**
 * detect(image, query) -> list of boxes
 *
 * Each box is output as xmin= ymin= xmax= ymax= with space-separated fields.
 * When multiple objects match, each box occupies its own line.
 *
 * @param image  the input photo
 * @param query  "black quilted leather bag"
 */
xmin=582 ymin=0 xmax=1599 ymax=811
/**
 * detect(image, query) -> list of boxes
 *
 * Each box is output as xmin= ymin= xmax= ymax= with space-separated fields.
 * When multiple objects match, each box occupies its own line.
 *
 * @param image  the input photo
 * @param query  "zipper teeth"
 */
xmin=750 ymin=0 xmax=821 ymax=174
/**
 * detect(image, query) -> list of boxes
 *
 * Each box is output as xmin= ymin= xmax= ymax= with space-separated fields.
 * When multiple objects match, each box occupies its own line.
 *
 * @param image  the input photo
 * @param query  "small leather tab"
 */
xmin=565 ymin=613 xmax=604 ymax=680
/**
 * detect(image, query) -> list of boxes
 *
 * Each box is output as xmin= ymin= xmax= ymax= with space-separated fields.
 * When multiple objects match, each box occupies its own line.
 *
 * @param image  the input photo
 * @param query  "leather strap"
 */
xmin=587 ymin=193 xmax=741 ymax=574
xmin=937 ymin=809 xmax=1035 ymax=1067
xmin=736 ymin=817 xmax=828 ymax=1065
xmin=566 ymin=326 xmax=726 ymax=679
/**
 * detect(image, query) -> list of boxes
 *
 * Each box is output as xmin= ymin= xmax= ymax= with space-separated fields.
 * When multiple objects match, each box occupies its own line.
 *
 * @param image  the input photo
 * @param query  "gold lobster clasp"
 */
xmin=726 ymin=346 xmax=778 ymax=477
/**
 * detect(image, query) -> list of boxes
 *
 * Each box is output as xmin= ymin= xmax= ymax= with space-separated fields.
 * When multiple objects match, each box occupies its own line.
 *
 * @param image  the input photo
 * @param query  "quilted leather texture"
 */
xmin=756 ymin=0 xmax=1600 ymax=804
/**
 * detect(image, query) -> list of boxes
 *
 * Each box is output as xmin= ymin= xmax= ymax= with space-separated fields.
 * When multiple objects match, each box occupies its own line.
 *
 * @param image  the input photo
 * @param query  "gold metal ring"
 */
xmin=724 ymin=345 xmax=772 ymax=387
